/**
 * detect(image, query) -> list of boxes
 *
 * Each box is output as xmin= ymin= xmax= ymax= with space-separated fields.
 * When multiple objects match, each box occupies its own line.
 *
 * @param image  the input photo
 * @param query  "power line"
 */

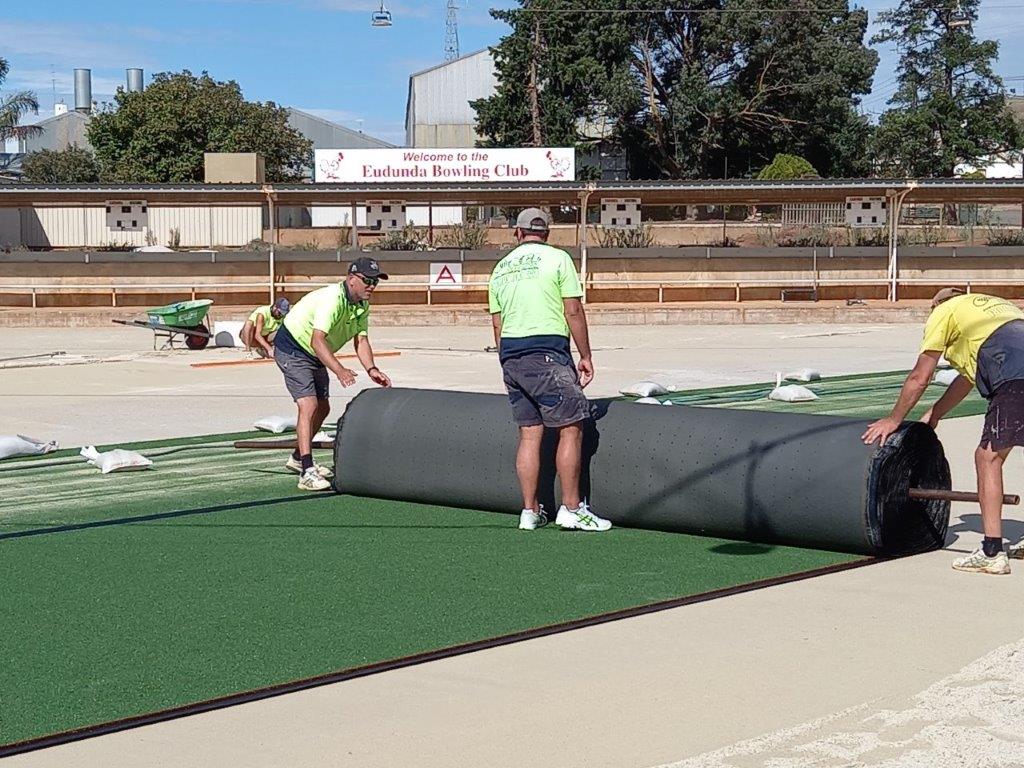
xmin=491 ymin=4 xmax=1024 ymax=13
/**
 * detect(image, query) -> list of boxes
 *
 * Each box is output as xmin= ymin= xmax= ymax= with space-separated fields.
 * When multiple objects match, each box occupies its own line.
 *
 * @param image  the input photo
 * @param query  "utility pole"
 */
xmin=528 ymin=13 xmax=543 ymax=146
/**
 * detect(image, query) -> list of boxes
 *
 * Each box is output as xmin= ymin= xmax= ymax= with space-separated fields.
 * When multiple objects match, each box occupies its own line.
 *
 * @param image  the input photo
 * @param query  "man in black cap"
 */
xmin=273 ymin=257 xmax=392 ymax=491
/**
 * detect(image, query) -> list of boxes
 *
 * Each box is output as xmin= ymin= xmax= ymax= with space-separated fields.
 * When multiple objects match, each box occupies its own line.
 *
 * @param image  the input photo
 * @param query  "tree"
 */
xmin=0 ymin=58 xmax=41 ymax=143
xmin=472 ymin=0 xmax=636 ymax=179
xmin=21 ymin=147 xmax=101 ymax=183
xmin=756 ymin=153 xmax=819 ymax=180
xmin=87 ymin=71 xmax=312 ymax=183
xmin=473 ymin=0 xmax=878 ymax=179
xmin=870 ymin=0 xmax=1021 ymax=177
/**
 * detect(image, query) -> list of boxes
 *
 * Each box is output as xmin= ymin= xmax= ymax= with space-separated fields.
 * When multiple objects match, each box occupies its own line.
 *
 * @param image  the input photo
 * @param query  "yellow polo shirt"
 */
xmin=920 ymin=294 xmax=1024 ymax=382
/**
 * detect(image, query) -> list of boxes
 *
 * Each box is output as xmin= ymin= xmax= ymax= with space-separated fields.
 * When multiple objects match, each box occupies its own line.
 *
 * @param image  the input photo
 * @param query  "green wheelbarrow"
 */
xmin=113 ymin=299 xmax=215 ymax=350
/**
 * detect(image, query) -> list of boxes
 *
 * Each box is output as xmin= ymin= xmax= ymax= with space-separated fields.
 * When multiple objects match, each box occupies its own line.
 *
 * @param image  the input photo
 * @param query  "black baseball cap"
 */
xmin=348 ymin=256 xmax=389 ymax=280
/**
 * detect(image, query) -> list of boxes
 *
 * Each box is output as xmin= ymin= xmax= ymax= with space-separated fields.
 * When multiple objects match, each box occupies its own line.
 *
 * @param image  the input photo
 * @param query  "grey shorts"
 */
xmin=276 ymin=349 xmax=329 ymax=401
xmin=502 ymin=352 xmax=590 ymax=428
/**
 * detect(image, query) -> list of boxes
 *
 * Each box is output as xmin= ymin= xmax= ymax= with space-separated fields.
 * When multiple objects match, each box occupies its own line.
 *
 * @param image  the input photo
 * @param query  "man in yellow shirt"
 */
xmin=274 ymin=257 xmax=392 ymax=491
xmin=241 ymin=298 xmax=289 ymax=357
xmin=863 ymin=289 xmax=1024 ymax=574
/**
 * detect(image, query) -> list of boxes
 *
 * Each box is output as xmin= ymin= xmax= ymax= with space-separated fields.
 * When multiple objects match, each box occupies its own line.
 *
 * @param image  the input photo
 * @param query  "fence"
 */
xmin=781 ymin=203 xmax=845 ymax=227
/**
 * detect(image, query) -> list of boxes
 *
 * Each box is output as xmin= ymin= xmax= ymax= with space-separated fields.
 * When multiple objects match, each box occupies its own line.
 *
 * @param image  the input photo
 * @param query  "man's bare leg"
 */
xmin=516 ymin=425 xmax=544 ymax=512
xmin=295 ymin=396 xmax=319 ymax=459
xmin=556 ymin=422 xmax=583 ymax=510
xmin=976 ymin=444 xmax=1011 ymax=539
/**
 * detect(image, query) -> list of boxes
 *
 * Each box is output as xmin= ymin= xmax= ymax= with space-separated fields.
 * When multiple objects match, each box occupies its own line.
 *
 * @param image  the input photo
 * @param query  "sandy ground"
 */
xmin=3 ymin=324 xmax=1023 ymax=767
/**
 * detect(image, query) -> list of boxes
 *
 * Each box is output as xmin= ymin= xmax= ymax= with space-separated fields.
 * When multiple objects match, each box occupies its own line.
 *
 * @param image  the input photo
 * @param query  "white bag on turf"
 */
xmin=254 ymin=415 xmax=297 ymax=434
xmin=634 ymin=396 xmax=662 ymax=404
xmin=932 ymin=368 xmax=960 ymax=386
xmin=621 ymin=381 xmax=669 ymax=397
xmin=784 ymin=368 xmax=821 ymax=383
xmin=81 ymin=446 xmax=153 ymax=474
xmin=768 ymin=373 xmax=818 ymax=403
xmin=0 ymin=434 xmax=59 ymax=460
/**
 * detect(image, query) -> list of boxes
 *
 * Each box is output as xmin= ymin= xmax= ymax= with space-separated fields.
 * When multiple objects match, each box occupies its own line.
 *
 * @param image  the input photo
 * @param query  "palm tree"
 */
xmin=0 ymin=58 xmax=41 ymax=145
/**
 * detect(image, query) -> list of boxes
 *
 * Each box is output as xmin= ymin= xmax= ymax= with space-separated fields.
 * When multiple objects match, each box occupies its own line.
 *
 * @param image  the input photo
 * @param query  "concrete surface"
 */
xmin=2 ymin=323 xmax=922 ymax=446
xmin=3 ymin=323 xmax=1023 ymax=767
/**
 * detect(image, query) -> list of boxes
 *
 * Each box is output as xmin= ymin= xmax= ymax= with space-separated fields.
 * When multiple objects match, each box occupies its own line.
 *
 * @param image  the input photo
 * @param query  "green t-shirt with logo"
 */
xmin=248 ymin=305 xmax=282 ymax=337
xmin=281 ymin=284 xmax=369 ymax=356
xmin=488 ymin=242 xmax=583 ymax=338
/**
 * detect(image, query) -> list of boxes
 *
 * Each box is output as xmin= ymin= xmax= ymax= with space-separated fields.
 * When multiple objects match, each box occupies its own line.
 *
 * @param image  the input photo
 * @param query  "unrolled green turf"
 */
xmin=0 ymin=443 xmax=859 ymax=745
xmin=639 ymin=370 xmax=988 ymax=420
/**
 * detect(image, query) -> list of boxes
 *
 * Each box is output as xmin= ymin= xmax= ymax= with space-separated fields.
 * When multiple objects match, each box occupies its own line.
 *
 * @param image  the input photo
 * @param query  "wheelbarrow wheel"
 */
xmin=185 ymin=323 xmax=210 ymax=350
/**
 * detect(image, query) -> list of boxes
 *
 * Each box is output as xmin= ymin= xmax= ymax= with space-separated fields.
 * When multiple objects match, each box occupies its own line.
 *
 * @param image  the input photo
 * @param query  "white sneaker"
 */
xmin=952 ymin=548 xmax=1010 ymax=575
xmin=297 ymin=468 xmax=331 ymax=492
xmin=518 ymin=505 xmax=548 ymax=530
xmin=1008 ymin=538 xmax=1024 ymax=560
xmin=555 ymin=501 xmax=611 ymax=532
xmin=285 ymin=455 xmax=334 ymax=479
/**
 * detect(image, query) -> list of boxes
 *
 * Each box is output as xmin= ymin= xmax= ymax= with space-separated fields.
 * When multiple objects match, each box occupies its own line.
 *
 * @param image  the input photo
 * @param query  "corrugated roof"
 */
xmin=0 ymin=178 xmax=1023 ymax=205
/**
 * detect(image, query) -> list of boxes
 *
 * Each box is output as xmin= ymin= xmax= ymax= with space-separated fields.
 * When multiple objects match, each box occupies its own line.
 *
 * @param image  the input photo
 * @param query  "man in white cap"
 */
xmin=863 ymin=288 xmax=1024 ymax=573
xmin=487 ymin=207 xmax=611 ymax=532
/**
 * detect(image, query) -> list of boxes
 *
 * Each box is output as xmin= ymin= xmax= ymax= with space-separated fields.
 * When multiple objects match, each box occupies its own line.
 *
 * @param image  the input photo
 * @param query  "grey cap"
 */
xmin=931 ymin=287 xmax=965 ymax=308
xmin=513 ymin=207 xmax=550 ymax=232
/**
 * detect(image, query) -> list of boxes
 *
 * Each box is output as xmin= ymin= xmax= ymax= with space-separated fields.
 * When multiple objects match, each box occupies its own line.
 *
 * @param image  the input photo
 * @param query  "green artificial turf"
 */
xmin=0 ymin=442 xmax=859 ymax=746
xmin=632 ymin=370 xmax=989 ymax=420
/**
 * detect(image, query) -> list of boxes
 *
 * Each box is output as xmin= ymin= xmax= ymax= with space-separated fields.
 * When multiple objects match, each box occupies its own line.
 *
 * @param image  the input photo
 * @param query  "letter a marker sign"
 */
xmin=430 ymin=262 xmax=462 ymax=290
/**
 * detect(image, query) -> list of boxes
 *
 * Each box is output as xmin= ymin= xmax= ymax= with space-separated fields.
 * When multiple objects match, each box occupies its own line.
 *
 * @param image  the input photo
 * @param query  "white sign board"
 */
xmin=315 ymin=148 xmax=575 ymax=183
xmin=430 ymin=262 xmax=463 ymax=290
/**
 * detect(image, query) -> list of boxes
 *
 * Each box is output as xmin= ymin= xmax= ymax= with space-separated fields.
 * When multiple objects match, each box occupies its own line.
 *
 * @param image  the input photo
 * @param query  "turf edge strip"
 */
xmin=0 ymin=555 xmax=877 ymax=758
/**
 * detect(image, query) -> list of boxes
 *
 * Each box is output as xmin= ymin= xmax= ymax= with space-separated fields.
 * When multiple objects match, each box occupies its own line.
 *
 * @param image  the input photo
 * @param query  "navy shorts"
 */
xmin=501 ymin=352 xmax=590 ymax=428
xmin=275 ymin=349 xmax=329 ymax=401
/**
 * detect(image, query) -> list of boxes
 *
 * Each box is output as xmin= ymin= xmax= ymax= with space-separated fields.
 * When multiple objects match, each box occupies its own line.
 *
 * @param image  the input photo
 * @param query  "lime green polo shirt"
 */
xmin=248 ymin=305 xmax=282 ymax=337
xmin=281 ymin=283 xmax=369 ymax=356
xmin=488 ymin=242 xmax=583 ymax=338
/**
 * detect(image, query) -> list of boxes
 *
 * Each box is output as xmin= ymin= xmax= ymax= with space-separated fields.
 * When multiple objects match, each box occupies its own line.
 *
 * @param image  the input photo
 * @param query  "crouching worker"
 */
xmin=274 ymin=257 xmax=392 ymax=491
xmin=241 ymin=298 xmax=290 ymax=357
xmin=863 ymin=288 xmax=1024 ymax=574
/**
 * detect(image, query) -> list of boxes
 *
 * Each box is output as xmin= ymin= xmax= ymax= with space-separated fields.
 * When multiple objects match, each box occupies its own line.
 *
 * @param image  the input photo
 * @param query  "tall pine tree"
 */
xmin=871 ymin=0 xmax=1021 ymax=177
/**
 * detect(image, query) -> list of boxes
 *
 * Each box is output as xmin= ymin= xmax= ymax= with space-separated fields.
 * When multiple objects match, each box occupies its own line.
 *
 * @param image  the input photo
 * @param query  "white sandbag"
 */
xmin=80 ymin=446 xmax=153 ymax=474
xmin=254 ymin=415 xmax=297 ymax=434
xmin=662 ymin=400 xmax=673 ymax=406
xmin=932 ymin=368 xmax=960 ymax=386
xmin=621 ymin=381 xmax=669 ymax=398
xmin=768 ymin=372 xmax=818 ymax=403
xmin=214 ymin=320 xmax=245 ymax=348
xmin=784 ymin=368 xmax=821 ymax=383
xmin=313 ymin=430 xmax=333 ymax=443
xmin=0 ymin=434 xmax=59 ymax=460
xmin=634 ymin=397 xmax=662 ymax=404
xmin=769 ymin=385 xmax=819 ymax=403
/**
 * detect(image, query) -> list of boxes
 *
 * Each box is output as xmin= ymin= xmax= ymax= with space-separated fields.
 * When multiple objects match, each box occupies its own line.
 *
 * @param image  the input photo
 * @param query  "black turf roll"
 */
xmin=334 ymin=388 xmax=951 ymax=556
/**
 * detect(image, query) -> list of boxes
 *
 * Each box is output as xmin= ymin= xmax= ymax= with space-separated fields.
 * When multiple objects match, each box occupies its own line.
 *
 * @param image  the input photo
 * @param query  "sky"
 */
xmin=3 ymin=1 xmax=1024 ymax=147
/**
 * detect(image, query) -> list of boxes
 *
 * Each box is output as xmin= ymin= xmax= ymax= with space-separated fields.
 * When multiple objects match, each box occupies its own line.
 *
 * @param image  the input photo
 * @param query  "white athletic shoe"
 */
xmin=1008 ymin=538 xmax=1024 ymax=560
xmin=518 ymin=505 xmax=548 ymax=530
xmin=297 ymin=468 xmax=331 ymax=492
xmin=285 ymin=455 xmax=334 ymax=479
xmin=952 ymin=548 xmax=1010 ymax=575
xmin=555 ymin=501 xmax=612 ymax=532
